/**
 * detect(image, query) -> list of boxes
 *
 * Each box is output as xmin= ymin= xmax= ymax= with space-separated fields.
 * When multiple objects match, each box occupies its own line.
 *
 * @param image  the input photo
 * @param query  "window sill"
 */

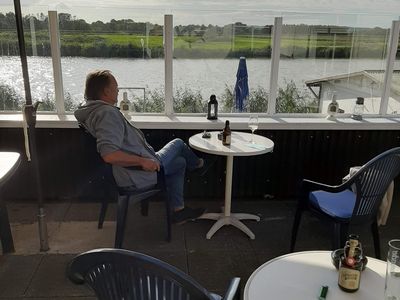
xmin=0 ymin=113 xmax=399 ymax=130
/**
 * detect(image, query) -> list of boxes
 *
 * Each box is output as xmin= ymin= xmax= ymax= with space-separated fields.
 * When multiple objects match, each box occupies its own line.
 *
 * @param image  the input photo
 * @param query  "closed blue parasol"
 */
xmin=234 ymin=57 xmax=249 ymax=112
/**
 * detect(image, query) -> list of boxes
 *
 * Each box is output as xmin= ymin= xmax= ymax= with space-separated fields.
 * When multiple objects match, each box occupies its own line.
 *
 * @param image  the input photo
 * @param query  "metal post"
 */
xmin=251 ymin=26 xmax=254 ymax=51
xmin=13 ymin=0 xmax=49 ymax=252
xmin=48 ymin=10 xmax=65 ymax=114
xmin=231 ymin=24 xmax=235 ymax=51
xmin=141 ymin=38 xmax=144 ymax=59
xmin=30 ymin=17 xmax=37 ymax=56
xmin=164 ymin=14 xmax=173 ymax=115
xmin=380 ymin=20 xmax=400 ymax=114
xmin=146 ymin=22 xmax=151 ymax=57
xmin=268 ymin=17 xmax=282 ymax=114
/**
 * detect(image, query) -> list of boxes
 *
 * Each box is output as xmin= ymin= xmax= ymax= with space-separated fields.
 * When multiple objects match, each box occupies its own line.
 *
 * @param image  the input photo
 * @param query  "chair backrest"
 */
xmin=78 ymin=124 xmax=117 ymax=191
xmin=347 ymin=147 xmax=400 ymax=223
xmin=68 ymin=248 xmax=214 ymax=300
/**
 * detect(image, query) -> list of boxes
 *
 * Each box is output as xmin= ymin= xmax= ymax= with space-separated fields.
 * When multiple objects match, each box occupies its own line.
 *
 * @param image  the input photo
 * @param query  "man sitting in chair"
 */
xmin=75 ymin=70 xmax=206 ymax=224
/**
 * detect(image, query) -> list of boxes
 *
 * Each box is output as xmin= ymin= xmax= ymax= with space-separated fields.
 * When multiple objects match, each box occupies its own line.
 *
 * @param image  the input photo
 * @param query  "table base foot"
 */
xmin=230 ymin=217 xmax=255 ymax=240
xmin=198 ymin=213 xmax=221 ymax=220
xmin=232 ymin=213 xmax=260 ymax=221
xmin=201 ymin=213 xmax=258 ymax=240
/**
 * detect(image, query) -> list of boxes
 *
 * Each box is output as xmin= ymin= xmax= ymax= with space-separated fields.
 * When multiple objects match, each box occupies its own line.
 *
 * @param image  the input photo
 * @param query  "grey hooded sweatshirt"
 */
xmin=74 ymin=100 xmax=159 ymax=189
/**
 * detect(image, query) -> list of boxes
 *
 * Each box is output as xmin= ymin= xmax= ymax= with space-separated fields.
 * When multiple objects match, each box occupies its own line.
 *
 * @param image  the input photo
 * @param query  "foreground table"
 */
xmin=244 ymin=251 xmax=386 ymax=300
xmin=189 ymin=131 xmax=274 ymax=239
xmin=0 ymin=152 xmax=21 ymax=253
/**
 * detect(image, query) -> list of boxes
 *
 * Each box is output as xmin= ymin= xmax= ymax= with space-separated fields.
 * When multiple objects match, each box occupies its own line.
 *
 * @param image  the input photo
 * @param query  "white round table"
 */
xmin=189 ymin=131 xmax=274 ymax=239
xmin=244 ymin=251 xmax=386 ymax=300
xmin=0 ymin=152 xmax=20 ymax=181
xmin=0 ymin=152 xmax=21 ymax=253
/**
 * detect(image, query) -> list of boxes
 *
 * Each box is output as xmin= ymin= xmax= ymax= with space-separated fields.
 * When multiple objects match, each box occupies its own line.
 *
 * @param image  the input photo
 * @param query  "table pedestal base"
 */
xmin=199 ymin=213 xmax=260 ymax=239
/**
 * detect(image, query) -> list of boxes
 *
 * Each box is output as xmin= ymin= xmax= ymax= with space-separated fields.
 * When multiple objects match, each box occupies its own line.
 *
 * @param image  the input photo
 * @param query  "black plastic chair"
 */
xmin=290 ymin=147 xmax=400 ymax=259
xmin=78 ymin=125 xmax=171 ymax=248
xmin=68 ymin=248 xmax=241 ymax=300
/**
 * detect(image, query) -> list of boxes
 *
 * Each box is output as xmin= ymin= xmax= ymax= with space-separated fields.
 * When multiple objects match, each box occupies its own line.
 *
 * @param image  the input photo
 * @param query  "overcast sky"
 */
xmin=1 ymin=0 xmax=399 ymax=27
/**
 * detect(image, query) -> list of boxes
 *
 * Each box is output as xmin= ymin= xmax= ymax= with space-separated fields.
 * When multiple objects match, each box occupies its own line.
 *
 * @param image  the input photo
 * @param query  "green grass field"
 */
xmin=0 ymin=31 xmax=395 ymax=58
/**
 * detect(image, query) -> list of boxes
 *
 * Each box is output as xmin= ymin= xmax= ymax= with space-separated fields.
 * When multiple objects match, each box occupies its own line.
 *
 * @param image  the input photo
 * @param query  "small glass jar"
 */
xmin=351 ymin=97 xmax=364 ymax=121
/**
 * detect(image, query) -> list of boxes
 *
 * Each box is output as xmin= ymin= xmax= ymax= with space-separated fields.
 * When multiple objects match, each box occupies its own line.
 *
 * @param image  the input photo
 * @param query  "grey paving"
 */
xmin=1 ymin=197 xmax=400 ymax=299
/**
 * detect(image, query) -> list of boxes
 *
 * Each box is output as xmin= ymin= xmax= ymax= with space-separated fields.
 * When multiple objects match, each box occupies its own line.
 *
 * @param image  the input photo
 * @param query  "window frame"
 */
xmin=2 ymin=10 xmax=399 ymax=118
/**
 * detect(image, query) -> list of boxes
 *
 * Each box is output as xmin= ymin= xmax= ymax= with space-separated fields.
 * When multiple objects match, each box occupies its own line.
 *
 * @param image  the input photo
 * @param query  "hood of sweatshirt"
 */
xmin=74 ymin=100 xmax=115 ymax=124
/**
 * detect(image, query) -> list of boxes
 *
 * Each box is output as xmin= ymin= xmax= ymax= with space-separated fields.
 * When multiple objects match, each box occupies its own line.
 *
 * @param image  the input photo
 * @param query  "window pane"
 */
xmin=0 ymin=5 xmax=54 ymax=112
xmin=57 ymin=6 xmax=164 ymax=113
xmin=277 ymin=13 xmax=391 ymax=115
xmin=173 ymin=10 xmax=273 ymax=113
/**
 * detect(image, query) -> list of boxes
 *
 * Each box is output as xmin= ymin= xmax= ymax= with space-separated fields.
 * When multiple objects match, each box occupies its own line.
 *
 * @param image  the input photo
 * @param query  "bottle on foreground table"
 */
xmin=222 ymin=120 xmax=231 ymax=145
xmin=338 ymin=234 xmax=364 ymax=293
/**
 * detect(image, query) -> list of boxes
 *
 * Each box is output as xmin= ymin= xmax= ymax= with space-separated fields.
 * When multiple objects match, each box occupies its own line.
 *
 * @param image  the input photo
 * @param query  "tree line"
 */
xmin=0 ymin=11 xmax=393 ymax=59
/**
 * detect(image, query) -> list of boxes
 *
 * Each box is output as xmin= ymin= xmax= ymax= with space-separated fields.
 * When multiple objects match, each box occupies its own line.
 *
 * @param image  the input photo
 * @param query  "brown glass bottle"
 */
xmin=338 ymin=234 xmax=363 ymax=293
xmin=222 ymin=120 xmax=231 ymax=145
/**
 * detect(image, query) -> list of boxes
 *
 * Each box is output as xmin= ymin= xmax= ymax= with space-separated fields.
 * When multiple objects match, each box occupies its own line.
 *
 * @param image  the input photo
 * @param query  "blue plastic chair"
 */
xmin=68 ymin=248 xmax=241 ymax=300
xmin=290 ymin=147 xmax=400 ymax=259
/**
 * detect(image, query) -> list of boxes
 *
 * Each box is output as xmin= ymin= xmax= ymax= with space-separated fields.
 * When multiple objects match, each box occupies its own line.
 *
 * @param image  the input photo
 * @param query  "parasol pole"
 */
xmin=13 ymin=0 xmax=49 ymax=251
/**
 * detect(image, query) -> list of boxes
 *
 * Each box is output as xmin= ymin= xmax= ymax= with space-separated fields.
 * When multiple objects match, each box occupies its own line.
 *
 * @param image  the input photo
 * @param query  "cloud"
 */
xmin=4 ymin=0 xmax=400 ymax=13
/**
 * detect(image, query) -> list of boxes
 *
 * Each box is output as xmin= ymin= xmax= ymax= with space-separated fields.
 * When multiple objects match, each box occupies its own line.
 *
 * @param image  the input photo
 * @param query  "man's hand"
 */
xmin=141 ymin=158 xmax=160 ymax=172
xmin=102 ymin=151 xmax=160 ymax=172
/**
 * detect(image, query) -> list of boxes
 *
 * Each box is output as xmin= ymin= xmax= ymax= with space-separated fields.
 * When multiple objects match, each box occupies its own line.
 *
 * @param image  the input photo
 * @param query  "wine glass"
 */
xmin=248 ymin=115 xmax=259 ymax=143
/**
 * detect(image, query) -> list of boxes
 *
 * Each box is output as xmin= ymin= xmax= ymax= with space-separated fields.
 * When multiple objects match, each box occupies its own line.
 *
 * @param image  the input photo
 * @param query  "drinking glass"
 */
xmin=385 ymin=239 xmax=400 ymax=300
xmin=248 ymin=115 xmax=258 ymax=143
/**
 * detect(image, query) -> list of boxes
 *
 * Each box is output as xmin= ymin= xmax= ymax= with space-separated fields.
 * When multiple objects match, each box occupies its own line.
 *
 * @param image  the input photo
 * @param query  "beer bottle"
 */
xmin=338 ymin=234 xmax=363 ymax=292
xmin=222 ymin=120 xmax=231 ymax=146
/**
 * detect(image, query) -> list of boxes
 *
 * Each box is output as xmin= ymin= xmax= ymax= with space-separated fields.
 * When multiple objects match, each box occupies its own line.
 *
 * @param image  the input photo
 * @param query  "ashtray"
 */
xmin=202 ymin=131 xmax=211 ymax=138
xmin=331 ymin=249 xmax=368 ymax=271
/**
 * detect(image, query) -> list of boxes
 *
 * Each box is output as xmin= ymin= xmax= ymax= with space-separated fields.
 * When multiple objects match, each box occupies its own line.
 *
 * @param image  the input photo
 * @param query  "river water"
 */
xmin=0 ymin=56 xmax=387 ymax=104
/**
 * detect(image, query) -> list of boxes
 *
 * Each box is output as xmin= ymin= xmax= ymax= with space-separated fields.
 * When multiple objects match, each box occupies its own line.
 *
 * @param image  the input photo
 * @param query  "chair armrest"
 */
xmin=302 ymin=179 xmax=343 ymax=193
xmin=222 ymin=277 xmax=241 ymax=300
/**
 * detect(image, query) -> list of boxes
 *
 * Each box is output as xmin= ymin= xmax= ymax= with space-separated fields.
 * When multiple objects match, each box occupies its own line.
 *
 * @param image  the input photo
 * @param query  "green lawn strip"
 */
xmin=0 ymin=31 xmax=395 ymax=58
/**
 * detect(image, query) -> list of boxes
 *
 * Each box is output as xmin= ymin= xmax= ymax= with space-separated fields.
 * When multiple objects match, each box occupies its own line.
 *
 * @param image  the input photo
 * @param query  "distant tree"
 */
xmin=221 ymin=82 xmax=316 ymax=113
xmin=64 ymin=92 xmax=78 ymax=111
xmin=149 ymin=24 xmax=163 ymax=36
xmin=58 ymin=13 xmax=72 ymax=23
xmin=38 ymin=97 xmax=56 ymax=111
xmin=0 ymin=84 xmax=22 ymax=110
xmin=5 ymin=12 xmax=16 ymax=29
xmin=38 ymin=92 xmax=77 ymax=112
xmin=276 ymin=80 xmax=317 ymax=113
xmin=220 ymin=85 xmax=268 ymax=113
xmin=130 ymin=88 xmax=165 ymax=113
xmin=173 ymin=87 xmax=206 ymax=113
xmin=248 ymin=87 xmax=269 ymax=112
xmin=234 ymin=22 xmax=251 ymax=35
xmin=91 ymin=20 xmax=106 ymax=32
xmin=220 ymin=85 xmax=234 ymax=113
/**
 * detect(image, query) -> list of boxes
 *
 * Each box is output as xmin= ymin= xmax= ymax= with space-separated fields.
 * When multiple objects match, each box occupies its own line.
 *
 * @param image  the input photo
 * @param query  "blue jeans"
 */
xmin=156 ymin=138 xmax=200 ymax=209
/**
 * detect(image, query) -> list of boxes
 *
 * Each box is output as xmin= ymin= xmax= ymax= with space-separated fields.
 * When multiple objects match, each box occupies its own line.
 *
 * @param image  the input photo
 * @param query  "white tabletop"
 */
xmin=0 ymin=152 xmax=21 ymax=182
xmin=244 ymin=251 xmax=386 ymax=300
xmin=189 ymin=131 xmax=274 ymax=157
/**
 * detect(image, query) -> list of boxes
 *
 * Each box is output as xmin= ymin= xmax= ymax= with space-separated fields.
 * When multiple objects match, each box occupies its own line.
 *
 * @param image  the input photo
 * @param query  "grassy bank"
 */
xmin=0 ymin=31 xmax=394 ymax=59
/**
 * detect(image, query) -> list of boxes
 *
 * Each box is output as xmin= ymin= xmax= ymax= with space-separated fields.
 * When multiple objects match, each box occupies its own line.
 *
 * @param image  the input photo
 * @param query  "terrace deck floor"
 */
xmin=1 ymin=195 xmax=399 ymax=299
